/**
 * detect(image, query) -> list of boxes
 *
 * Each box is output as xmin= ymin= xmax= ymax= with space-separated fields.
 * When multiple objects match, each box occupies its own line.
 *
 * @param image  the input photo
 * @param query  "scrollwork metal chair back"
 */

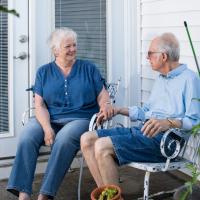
xmin=89 ymin=78 xmax=121 ymax=131
xmin=21 ymin=86 xmax=35 ymax=126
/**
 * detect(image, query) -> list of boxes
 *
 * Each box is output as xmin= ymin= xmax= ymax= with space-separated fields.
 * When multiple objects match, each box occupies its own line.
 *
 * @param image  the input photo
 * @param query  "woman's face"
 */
xmin=57 ymin=37 xmax=77 ymax=62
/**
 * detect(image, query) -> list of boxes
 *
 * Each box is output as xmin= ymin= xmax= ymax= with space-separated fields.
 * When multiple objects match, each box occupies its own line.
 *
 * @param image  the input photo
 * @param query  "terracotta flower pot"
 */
xmin=91 ymin=184 xmax=123 ymax=200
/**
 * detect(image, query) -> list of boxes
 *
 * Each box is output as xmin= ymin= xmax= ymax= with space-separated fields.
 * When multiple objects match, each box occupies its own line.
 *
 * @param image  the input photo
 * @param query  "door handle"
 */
xmin=14 ymin=52 xmax=28 ymax=60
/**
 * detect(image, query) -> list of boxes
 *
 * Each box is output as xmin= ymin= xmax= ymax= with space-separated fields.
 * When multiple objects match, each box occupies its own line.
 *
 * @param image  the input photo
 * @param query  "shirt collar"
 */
xmin=159 ymin=64 xmax=187 ymax=78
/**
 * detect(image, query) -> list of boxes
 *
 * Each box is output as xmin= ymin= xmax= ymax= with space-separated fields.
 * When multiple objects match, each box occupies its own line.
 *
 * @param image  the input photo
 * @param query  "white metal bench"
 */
xmin=127 ymin=128 xmax=192 ymax=200
xmin=78 ymin=114 xmax=200 ymax=200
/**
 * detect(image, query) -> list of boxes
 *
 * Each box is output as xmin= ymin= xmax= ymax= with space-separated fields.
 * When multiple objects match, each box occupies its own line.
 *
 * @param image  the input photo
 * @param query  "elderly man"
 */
xmin=81 ymin=33 xmax=200 ymax=187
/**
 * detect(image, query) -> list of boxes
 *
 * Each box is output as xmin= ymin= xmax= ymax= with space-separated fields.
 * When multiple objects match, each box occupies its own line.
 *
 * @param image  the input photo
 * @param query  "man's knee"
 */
xmin=81 ymin=131 xmax=97 ymax=151
xmin=94 ymin=137 xmax=114 ymax=160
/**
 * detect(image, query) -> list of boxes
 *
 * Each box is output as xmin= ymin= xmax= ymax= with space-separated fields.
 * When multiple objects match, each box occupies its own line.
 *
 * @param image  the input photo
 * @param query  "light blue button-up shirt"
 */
xmin=129 ymin=64 xmax=200 ymax=130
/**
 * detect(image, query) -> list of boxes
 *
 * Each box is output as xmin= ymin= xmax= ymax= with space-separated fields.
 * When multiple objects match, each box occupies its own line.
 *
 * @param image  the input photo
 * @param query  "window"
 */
xmin=0 ymin=0 xmax=9 ymax=133
xmin=55 ymin=0 xmax=107 ymax=77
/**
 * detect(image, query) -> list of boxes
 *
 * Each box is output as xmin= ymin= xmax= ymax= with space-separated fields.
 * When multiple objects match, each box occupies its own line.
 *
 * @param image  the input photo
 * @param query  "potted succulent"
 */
xmin=90 ymin=184 xmax=123 ymax=200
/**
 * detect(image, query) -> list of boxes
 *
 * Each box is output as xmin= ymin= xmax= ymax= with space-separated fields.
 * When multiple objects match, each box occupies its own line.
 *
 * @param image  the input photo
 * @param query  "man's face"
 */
xmin=147 ymin=39 xmax=165 ymax=72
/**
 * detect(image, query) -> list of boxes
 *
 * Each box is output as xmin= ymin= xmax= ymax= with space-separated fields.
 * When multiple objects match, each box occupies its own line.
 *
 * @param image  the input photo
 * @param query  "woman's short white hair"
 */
xmin=157 ymin=33 xmax=180 ymax=61
xmin=48 ymin=27 xmax=77 ymax=52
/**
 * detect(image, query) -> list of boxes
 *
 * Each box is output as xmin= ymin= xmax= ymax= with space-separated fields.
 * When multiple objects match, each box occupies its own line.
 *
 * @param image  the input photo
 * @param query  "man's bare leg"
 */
xmin=81 ymin=131 xmax=104 ymax=186
xmin=37 ymin=194 xmax=48 ymax=200
xmin=19 ymin=192 xmax=30 ymax=200
xmin=95 ymin=137 xmax=119 ymax=185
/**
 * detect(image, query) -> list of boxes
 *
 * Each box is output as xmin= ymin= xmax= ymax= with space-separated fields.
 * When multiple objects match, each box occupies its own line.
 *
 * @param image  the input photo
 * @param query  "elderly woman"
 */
xmin=7 ymin=27 xmax=113 ymax=200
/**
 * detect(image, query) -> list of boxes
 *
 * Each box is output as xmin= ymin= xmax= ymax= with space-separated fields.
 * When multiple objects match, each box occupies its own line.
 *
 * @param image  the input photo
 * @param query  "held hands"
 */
xmin=43 ymin=126 xmax=55 ymax=146
xmin=141 ymin=118 xmax=170 ymax=138
xmin=96 ymin=103 xmax=117 ymax=125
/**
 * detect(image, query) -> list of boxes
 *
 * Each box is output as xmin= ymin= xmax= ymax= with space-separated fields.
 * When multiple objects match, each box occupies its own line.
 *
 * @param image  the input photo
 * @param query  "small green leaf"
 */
xmin=192 ymin=98 xmax=200 ymax=102
xmin=191 ymin=123 xmax=200 ymax=136
xmin=0 ymin=5 xmax=19 ymax=17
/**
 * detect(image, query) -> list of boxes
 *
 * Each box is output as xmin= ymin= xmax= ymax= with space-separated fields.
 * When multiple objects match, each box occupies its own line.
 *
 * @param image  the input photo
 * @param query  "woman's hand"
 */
xmin=43 ymin=127 xmax=55 ymax=146
xmin=96 ymin=103 xmax=115 ymax=125
xmin=141 ymin=118 xmax=170 ymax=138
xmin=35 ymin=94 xmax=55 ymax=146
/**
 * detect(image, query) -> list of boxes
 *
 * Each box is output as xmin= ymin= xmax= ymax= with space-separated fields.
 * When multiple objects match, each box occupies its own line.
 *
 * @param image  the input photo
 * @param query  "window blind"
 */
xmin=0 ymin=0 xmax=9 ymax=133
xmin=55 ymin=0 xmax=107 ymax=77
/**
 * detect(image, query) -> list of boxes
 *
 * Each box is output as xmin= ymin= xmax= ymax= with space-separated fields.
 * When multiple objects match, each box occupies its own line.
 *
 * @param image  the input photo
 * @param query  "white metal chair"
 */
xmin=127 ymin=128 xmax=192 ymax=200
xmin=22 ymin=80 xmax=122 ymax=200
xmin=86 ymin=115 xmax=196 ymax=200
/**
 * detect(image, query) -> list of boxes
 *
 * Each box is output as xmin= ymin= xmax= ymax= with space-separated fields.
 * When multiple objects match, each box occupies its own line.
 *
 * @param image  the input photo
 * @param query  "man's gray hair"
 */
xmin=48 ymin=27 xmax=77 ymax=52
xmin=157 ymin=33 xmax=180 ymax=61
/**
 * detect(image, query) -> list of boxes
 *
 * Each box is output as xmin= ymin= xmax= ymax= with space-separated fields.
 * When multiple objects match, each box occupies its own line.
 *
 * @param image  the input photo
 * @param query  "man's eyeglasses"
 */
xmin=147 ymin=51 xmax=163 ymax=57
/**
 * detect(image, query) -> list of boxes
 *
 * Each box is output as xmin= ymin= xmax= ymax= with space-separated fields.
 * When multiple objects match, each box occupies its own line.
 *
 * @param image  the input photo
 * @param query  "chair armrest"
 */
xmin=89 ymin=114 xmax=123 ymax=131
xmin=22 ymin=107 xmax=35 ymax=126
xmin=89 ymin=114 xmax=110 ymax=131
xmin=160 ymin=128 xmax=188 ymax=159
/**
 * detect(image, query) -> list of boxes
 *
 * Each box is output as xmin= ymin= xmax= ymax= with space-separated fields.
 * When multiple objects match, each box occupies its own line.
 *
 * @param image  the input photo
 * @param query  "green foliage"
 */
xmin=192 ymin=98 xmax=200 ymax=102
xmin=191 ymin=123 xmax=200 ymax=136
xmin=180 ymin=163 xmax=200 ymax=200
xmin=98 ymin=187 xmax=118 ymax=200
xmin=0 ymin=5 xmax=19 ymax=17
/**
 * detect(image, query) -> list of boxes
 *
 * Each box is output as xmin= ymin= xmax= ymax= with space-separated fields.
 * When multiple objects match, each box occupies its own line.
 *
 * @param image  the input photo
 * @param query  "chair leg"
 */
xmin=143 ymin=171 xmax=150 ymax=200
xmin=78 ymin=155 xmax=84 ymax=200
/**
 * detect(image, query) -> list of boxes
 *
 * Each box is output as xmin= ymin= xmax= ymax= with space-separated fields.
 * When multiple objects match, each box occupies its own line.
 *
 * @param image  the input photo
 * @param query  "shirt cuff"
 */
xmin=128 ymin=106 xmax=145 ymax=122
xmin=181 ymin=118 xmax=194 ymax=130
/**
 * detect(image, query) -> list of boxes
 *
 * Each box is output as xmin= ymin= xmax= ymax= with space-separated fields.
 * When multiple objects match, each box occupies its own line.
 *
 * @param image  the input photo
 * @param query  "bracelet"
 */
xmin=105 ymin=101 xmax=111 ymax=105
xmin=167 ymin=118 xmax=177 ymax=128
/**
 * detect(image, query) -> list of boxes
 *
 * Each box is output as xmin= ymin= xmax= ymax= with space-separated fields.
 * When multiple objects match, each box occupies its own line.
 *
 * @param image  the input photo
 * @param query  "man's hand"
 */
xmin=96 ymin=103 xmax=115 ymax=125
xmin=43 ymin=127 xmax=55 ymax=146
xmin=141 ymin=118 xmax=170 ymax=137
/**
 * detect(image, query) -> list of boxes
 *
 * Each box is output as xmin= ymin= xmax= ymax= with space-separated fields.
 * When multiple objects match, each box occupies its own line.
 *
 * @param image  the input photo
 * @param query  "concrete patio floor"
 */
xmin=0 ymin=166 xmax=188 ymax=200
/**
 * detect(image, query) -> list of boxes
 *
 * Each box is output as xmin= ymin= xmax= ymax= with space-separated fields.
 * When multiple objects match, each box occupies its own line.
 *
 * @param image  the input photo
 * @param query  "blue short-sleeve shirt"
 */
xmin=34 ymin=59 xmax=104 ymax=120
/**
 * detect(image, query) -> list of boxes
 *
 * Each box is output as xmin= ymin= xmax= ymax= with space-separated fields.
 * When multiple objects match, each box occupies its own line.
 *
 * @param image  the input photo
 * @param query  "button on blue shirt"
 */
xmin=129 ymin=64 xmax=200 ymax=130
xmin=34 ymin=59 xmax=104 ymax=120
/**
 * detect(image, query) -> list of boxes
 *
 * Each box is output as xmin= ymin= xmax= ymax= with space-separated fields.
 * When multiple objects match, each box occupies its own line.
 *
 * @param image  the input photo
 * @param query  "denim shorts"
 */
xmin=97 ymin=127 xmax=166 ymax=166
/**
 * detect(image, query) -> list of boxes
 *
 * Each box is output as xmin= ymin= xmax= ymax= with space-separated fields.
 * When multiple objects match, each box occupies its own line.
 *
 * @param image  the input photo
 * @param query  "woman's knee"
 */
xmin=80 ymin=131 xmax=97 ymax=151
xmin=19 ymin=119 xmax=44 ymax=147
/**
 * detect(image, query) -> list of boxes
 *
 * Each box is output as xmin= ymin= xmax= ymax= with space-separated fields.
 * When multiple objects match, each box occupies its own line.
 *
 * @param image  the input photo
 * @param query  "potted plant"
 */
xmin=173 ymin=124 xmax=200 ymax=200
xmin=173 ymin=22 xmax=200 ymax=200
xmin=90 ymin=184 xmax=123 ymax=200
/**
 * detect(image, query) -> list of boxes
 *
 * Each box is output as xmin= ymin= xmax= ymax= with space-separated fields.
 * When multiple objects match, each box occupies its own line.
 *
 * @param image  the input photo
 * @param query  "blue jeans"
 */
xmin=7 ymin=117 xmax=89 ymax=198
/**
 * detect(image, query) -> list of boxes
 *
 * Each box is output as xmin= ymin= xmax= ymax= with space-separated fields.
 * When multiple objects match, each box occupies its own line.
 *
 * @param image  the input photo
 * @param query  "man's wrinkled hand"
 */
xmin=141 ymin=118 xmax=170 ymax=138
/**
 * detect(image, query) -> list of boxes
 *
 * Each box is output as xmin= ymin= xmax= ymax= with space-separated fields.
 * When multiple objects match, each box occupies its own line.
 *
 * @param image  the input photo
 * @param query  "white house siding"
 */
xmin=140 ymin=0 xmax=200 ymax=169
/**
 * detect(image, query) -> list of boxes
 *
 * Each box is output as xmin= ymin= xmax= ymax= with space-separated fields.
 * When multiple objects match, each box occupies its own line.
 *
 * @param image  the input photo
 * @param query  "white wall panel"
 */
xmin=141 ymin=0 xmax=200 ymax=14
xmin=142 ymin=12 xmax=200 ymax=27
xmin=140 ymin=0 xmax=200 ymax=170
xmin=142 ymin=27 xmax=200 ymax=42
xmin=141 ymin=66 xmax=158 ymax=79
xmin=140 ymin=0 xmax=200 ymax=95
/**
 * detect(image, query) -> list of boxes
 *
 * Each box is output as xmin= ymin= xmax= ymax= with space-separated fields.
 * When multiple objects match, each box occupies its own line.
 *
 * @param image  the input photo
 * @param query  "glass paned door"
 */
xmin=0 ymin=0 xmax=29 ymax=157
